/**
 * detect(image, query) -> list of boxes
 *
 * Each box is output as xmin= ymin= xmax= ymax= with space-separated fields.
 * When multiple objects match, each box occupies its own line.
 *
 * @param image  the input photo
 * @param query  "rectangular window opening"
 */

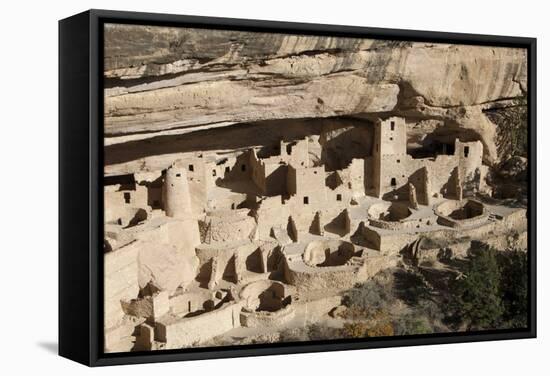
xmin=390 ymin=121 xmax=395 ymax=131
xmin=123 ymin=192 xmax=131 ymax=203
xmin=188 ymin=164 xmax=194 ymax=172
xmin=464 ymin=146 xmax=470 ymax=158
xmin=336 ymin=194 xmax=342 ymax=201
xmin=303 ymin=196 xmax=309 ymax=205
xmin=391 ymin=178 xmax=397 ymax=187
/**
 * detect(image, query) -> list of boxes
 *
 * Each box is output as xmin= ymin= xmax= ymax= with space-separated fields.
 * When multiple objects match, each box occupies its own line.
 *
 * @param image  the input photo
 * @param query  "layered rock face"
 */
xmin=104 ymin=23 xmax=527 ymax=174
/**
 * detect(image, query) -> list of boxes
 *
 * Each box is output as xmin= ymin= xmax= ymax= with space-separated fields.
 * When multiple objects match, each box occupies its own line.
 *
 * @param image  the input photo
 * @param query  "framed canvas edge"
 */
xmin=60 ymin=8 xmax=537 ymax=367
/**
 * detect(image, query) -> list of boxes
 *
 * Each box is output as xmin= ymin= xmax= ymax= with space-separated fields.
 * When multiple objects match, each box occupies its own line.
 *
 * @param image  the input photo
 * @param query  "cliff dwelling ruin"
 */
xmin=103 ymin=24 xmax=529 ymax=352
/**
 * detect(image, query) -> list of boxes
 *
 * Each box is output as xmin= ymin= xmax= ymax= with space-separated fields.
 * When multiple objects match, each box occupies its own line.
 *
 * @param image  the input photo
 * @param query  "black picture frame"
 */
xmin=59 ymin=9 xmax=537 ymax=367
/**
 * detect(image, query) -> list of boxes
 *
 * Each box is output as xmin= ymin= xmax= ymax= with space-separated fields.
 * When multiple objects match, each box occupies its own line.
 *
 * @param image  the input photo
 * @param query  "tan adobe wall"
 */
xmin=377 ymin=232 xmax=418 ymax=255
xmin=200 ymin=209 xmax=256 ymax=244
xmin=105 ymin=184 xmax=148 ymax=224
xmin=279 ymin=138 xmax=309 ymax=167
xmin=104 ymin=241 xmax=140 ymax=330
xmin=360 ymin=225 xmax=417 ymax=255
xmin=282 ymin=240 xmax=380 ymax=293
xmin=249 ymin=138 xmax=309 ymax=196
xmin=345 ymin=158 xmax=366 ymax=197
xmin=206 ymin=191 xmax=248 ymax=211
xmin=287 ymin=165 xmax=326 ymax=205
xmin=168 ymin=290 xmax=212 ymax=316
xmin=240 ymin=305 xmax=295 ymax=328
xmin=137 ymin=240 xmax=199 ymax=293
xmin=195 ymin=241 xmax=259 ymax=287
xmin=156 ymin=301 xmax=243 ymax=349
xmin=255 ymin=196 xmax=289 ymax=239
xmin=371 ymin=116 xmax=484 ymax=200
xmin=239 ymin=281 xmax=295 ymax=328
xmin=375 ymin=144 xmax=484 ymax=201
xmin=134 ymin=218 xmax=201 ymax=250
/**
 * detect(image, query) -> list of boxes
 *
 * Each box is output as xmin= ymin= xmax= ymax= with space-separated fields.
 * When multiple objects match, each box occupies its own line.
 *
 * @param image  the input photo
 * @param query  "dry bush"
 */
xmin=343 ymin=322 xmax=370 ymax=338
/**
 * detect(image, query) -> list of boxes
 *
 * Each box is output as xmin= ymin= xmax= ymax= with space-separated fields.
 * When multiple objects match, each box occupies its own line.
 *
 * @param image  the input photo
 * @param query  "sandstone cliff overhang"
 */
xmin=104 ymin=24 xmax=528 ymax=168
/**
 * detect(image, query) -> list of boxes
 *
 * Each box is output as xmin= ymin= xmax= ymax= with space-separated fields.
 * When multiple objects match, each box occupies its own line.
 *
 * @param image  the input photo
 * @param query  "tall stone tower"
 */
xmin=372 ymin=117 xmax=407 ymax=198
xmin=163 ymin=165 xmax=193 ymax=218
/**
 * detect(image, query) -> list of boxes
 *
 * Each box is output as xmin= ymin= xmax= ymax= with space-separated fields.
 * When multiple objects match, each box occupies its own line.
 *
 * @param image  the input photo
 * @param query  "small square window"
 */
xmin=212 ymin=170 xmax=217 ymax=176
xmin=176 ymin=173 xmax=181 ymax=177
xmin=188 ymin=164 xmax=194 ymax=172
xmin=336 ymin=194 xmax=342 ymax=201
xmin=397 ymin=159 xmax=400 ymax=163
xmin=225 ymin=166 xmax=230 ymax=173
xmin=391 ymin=178 xmax=397 ymax=186
xmin=303 ymin=196 xmax=309 ymax=205
xmin=241 ymin=164 xmax=246 ymax=172
xmin=389 ymin=137 xmax=393 ymax=141
xmin=123 ymin=192 xmax=131 ymax=203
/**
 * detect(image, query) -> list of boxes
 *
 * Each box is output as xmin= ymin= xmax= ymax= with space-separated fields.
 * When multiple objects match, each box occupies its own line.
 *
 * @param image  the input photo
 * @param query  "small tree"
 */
xmin=498 ymin=250 xmax=528 ymax=328
xmin=485 ymin=94 xmax=528 ymax=158
xmin=449 ymin=242 xmax=503 ymax=330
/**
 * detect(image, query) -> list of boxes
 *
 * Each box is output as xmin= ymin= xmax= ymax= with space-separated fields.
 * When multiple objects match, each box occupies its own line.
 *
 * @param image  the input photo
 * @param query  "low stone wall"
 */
xmin=240 ymin=305 xmax=295 ymax=328
xmin=436 ymin=214 xmax=489 ymax=229
xmin=361 ymin=224 xmax=416 ymax=254
xmin=368 ymin=217 xmax=424 ymax=231
xmin=156 ymin=302 xmax=243 ymax=349
xmin=435 ymin=199 xmax=489 ymax=229
xmin=286 ymin=264 xmax=359 ymax=293
xmin=303 ymin=240 xmax=356 ymax=267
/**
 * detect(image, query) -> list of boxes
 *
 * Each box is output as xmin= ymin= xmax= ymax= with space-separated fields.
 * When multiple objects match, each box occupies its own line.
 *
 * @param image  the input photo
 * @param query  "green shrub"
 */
xmin=394 ymin=313 xmax=433 ymax=335
xmin=449 ymin=242 xmax=503 ymax=330
xmin=448 ymin=242 xmax=529 ymax=331
xmin=498 ymin=250 xmax=528 ymax=328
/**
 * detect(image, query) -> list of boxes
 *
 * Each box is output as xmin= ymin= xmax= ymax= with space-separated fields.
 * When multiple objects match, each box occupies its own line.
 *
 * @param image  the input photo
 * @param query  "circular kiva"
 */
xmin=435 ymin=199 xmax=488 ymax=228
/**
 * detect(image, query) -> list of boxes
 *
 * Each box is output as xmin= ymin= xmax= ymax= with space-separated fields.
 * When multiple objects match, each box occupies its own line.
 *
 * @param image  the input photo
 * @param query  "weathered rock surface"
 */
xmin=138 ymin=241 xmax=199 ymax=293
xmin=104 ymin=241 xmax=140 ymax=329
xmin=104 ymin=24 xmax=527 ymax=169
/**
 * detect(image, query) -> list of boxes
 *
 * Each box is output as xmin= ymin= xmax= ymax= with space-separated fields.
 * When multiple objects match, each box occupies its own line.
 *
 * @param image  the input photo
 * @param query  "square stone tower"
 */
xmin=372 ymin=117 xmax=408 ymax=198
